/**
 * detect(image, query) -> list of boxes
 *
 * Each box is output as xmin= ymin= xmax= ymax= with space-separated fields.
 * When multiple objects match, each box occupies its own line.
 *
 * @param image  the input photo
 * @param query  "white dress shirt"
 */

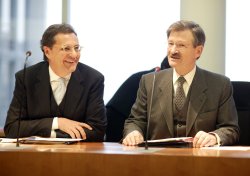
xmin=49 ymin=66 xmax=71 ymax=137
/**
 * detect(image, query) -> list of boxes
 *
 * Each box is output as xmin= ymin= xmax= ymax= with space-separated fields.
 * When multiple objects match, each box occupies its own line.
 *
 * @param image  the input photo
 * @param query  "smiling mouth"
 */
xmin=171 ymin=56 xmax=180 ymax=60
xmin=65 ymin=60 xmax=75 ymax=64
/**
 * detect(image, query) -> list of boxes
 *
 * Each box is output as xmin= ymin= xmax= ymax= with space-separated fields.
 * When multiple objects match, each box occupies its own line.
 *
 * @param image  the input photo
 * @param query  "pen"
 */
xmin=64 ymin=141 xmax=78 ymax=145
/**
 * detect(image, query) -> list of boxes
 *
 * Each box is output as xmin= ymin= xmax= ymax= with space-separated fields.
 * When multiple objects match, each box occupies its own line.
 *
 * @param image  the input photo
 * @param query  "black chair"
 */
xmin=231 ymin=81 xmax=250 ymax=145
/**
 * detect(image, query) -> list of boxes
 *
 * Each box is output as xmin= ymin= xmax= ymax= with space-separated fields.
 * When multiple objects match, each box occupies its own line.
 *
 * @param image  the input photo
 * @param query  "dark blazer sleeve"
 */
xmin=82 ymin=73 xmax=107 ymax=141
xmin=4 ymin=68 xmax=54 ymax=138
xmin=206 ymin=76 xmax=240 ymax=145
xmin=186 ymin=68 xmax=240 ymax=145
xmin=123 ymin=73 xmax=151 ymax=138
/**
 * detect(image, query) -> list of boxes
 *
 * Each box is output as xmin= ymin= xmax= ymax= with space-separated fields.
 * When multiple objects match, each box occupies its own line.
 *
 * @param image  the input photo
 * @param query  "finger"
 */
xmin=71 ymin=128 xmax=82 ymax=139
xmin=196 ymin=135 xmax=207 ymax=148
xmin=135 ymin=133 xmax=144 ymax=144
xmin=200 ymin=136 xmax=210 ymax=148
xmin=76 ymin=126 xmax=87 ymax=139
xmin=130 ymin=134 xmax=137 ymax=146
xmin=193 ymin=134 xmax=200 ymax=147
xmin=204 ymin=135 xmax=217 ymax=147
xmin=134 ymin=134 xmax=141 ymax=145
xmin=192 ymin=139 xmax=197 ymax=147
xmin=79 ymin=123 xmax=92 ymax=130
xmin=122 ymin=138 xmax=127 ymax=145
xmin=139 ymin=135 xmax=144 ymax=143
xmin=124 ymin=136 xmax=132 ymax=146
xmin=67 ymin=130 xmax=76 ymax=139
xmin=204 ymin=140 xmax=213 ymax=147
xmin=129 ymin=134 xmax=139 ymax=146
xmin=123 ymin=131 xmax=141 ymax=146
xmin=193 ymin=131 xmax=204 ymax=148
xmin=204 ymin=140 xmax=216 ymax=147
xmin=122 ymin=137 xmax=130 ymax=146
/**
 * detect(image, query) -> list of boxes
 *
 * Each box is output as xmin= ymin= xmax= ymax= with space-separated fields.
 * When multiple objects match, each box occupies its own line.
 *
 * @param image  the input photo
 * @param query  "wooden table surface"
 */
xmin=1 ymin=142 xmax=250 ymax=176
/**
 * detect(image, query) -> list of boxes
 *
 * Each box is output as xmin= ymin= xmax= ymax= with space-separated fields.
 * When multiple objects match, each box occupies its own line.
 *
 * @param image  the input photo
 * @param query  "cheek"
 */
xmin=167 ymin=48 xmax=171 ymax=54
xmin=76 ymin=55 xmax=80 ymax=61
xmin=51 ymin=56 xmax=64 ymax=67
xmin=56 ymin=55 xmax=65 ymax=64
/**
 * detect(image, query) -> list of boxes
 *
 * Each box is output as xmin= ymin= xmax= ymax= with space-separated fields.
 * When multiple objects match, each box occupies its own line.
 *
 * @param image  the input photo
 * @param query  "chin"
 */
xmin=68 ymin=66 xmax=77 ymax=73
xmin=169 ymin=61 xmax=178 ymax=68
xmin=64 ymin=62 xmax=78 ymax=73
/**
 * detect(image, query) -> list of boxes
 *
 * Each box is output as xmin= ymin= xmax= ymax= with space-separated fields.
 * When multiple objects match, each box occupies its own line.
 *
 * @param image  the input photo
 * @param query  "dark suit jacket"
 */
xmin=123 ymin=67 xmax=240 ymax=145
xmin=4 ymin=61 xmax=107 ymax=141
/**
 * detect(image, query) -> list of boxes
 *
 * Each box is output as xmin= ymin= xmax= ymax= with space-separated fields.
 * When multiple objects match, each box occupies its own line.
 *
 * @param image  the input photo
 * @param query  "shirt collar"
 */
xmin=49 ymin=66 xmax=71 ymax=82
xmin=173 ymin=65 xmax=196 ymax=86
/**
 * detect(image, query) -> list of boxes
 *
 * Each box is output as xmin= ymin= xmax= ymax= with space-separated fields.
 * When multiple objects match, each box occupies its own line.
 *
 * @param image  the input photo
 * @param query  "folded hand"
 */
xmin=58 ymin=118 xmax=92 ymax=139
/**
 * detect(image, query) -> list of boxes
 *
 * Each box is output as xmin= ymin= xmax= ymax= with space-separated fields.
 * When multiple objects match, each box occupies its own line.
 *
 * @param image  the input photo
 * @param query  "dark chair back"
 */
xmin=231 ymin=81 xmax=250 ymax=145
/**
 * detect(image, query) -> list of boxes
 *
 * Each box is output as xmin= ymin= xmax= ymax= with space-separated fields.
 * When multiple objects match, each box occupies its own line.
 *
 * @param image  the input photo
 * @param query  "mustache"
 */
xmin=170 ymin=53 xmax=181 ymax=59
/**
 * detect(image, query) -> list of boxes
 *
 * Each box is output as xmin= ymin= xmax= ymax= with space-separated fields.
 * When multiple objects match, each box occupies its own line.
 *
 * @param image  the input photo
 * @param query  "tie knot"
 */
xmin=57 ymin=77 xmax=66 ymax=85
xmin=53 ymin=77 xmax=67 ymax=105
xmin=177 ymin=76 xmax=186 ymax=86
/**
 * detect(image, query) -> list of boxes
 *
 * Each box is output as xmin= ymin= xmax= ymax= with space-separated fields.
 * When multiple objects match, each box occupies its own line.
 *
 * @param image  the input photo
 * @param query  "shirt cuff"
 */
xmin=50 ymin=117 xmax=59 ymax=137
xmin=50 ymin=130 xmax=56 ymax=138
xmin=52 ymin=117 xmax=59 ymax=130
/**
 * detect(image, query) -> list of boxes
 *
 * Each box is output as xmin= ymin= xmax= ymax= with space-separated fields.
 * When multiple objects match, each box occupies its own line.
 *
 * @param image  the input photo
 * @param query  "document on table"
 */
xmin=0 ymin=136 xmax=83 ymax=144
xmin=138 ymin=137 xmax=193 ymax=147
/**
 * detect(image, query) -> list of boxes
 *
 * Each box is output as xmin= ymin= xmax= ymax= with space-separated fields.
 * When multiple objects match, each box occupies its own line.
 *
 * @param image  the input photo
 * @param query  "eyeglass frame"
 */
xmin=60 ymin=44 xmax=83 ymax=53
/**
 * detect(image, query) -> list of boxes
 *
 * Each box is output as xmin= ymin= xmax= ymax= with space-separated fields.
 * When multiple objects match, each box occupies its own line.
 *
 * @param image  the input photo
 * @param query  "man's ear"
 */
xmin=43 ymin=46 xmax=50 ymax=59
xmin=195 ymin=45 xmax=204 ymax=60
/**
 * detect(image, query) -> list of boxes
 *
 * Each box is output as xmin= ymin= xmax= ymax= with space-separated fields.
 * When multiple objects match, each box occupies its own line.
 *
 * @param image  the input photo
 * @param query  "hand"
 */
xmin=122 ymin=130 xmax=144 ymax=146
xmin=193 ymin=131 xmax=217 ymax=148
xmin=58 ymin=118 xmax=92 ymax=139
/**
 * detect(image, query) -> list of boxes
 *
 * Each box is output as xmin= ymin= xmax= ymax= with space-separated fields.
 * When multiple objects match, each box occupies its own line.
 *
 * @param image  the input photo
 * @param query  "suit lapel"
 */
xmin=33 ymin=63 xmax=51 ymax=113
xmin=63 ymin=66 xmax=85 ymax=117
xmin=186 ymin=67 xmax=207 ymax=135
xmin=158 ymin=69 xmax=174 ymax=137
xmin=33 ymin=63 xmax=85 ymax=117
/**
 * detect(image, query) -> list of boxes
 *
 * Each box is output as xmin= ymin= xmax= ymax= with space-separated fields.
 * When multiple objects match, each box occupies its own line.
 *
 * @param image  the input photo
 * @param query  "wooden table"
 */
xmin=0 ymin=142 xmax=250 ymax=176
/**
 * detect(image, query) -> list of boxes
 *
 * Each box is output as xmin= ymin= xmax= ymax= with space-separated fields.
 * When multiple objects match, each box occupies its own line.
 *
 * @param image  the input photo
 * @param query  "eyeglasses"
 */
xmin=60 ymin=45 xmax=83 ymax=53
xmin=168 ymin=42 xmax=189 ymax=50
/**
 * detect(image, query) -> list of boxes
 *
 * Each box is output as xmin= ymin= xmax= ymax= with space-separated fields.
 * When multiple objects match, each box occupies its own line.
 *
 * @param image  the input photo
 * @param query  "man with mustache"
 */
xmin=4 ymin=24 xmax=107 ymax=141
xmin=122 ymin=20 xmax=239 ymax=147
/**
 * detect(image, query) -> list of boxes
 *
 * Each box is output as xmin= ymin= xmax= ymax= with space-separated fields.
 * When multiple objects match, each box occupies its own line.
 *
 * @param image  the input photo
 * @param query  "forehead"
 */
xmin=168 ymin=30 xmax=194 ymax=43
xmin=54 ymin=33 xmax=79 ymax=45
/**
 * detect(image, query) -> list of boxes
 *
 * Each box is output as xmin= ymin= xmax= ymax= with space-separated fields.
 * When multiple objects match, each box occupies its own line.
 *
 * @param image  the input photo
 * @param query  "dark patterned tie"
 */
xmin=174 ymin=76 xmax=186 ymax=111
